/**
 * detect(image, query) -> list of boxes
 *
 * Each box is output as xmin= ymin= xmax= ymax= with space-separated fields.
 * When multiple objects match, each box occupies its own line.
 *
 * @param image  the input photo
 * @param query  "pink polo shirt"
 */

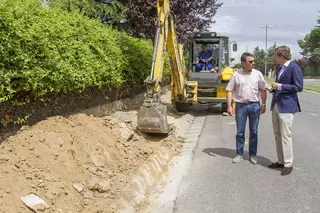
xmin=226 ymin=68 xmax=266 ymax=103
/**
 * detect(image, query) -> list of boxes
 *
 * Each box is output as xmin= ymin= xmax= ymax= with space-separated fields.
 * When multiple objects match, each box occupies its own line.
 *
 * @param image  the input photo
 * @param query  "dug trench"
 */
xmin=0 ymin=88 xmax=195 ymax=213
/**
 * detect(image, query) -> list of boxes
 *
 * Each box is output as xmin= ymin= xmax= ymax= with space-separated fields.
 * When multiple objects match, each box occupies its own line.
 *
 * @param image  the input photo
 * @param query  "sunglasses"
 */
xmin=248 ymin=60 xmax=255 ymax=64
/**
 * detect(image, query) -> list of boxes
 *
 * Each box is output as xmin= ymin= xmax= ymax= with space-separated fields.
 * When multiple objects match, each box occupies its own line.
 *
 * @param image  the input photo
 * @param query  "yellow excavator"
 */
xmin=137 ymin=0 xmax=238 ymax=134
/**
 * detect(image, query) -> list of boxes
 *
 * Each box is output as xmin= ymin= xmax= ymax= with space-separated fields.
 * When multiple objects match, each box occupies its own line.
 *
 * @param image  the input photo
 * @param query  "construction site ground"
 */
xmin=0 ymin=90 xmax=192 ymax=213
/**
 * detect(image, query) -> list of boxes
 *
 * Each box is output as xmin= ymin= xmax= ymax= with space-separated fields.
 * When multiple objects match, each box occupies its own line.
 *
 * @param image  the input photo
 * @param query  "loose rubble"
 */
xmin=0 ymin=109 xmax=183 ymax=213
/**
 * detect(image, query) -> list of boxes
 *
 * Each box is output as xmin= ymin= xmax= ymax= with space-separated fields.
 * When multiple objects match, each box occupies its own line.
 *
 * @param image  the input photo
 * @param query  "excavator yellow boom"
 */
xmin=137 ymin=0 xmax=189 ymax=134
xmin=137 ymin=0 xmax=238 ymax=134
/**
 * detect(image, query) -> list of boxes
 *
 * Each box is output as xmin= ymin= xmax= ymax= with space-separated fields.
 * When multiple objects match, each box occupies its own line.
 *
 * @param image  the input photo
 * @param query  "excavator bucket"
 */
xmin=137 ymin=102 xmax=169 ymax=134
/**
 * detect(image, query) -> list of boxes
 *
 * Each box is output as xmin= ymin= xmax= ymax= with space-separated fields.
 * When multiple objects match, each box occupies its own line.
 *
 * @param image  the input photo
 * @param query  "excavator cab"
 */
xmin=188 ymin=32 xmax=237 ymax=74
xmin=186 ymin=32 xmax=237 ymax=111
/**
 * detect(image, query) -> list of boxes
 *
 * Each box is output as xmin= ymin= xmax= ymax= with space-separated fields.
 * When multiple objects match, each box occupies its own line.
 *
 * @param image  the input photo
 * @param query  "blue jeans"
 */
xmin=195 ymin=61 xmax=213 ymax=72
xmin=235 ymin=102 xmax=260 ymax=156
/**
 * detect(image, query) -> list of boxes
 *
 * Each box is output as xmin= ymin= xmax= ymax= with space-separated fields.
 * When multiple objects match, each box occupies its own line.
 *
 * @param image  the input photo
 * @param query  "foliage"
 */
xmin=118 ymin=33 xmax=171 ymax=94
xmin=122 ymin=0 xmax=223 ymax=43
xmin=252 ymin=42 xmax=277 ymax=72
xmin=298 ymin=27 xmax=320 ymax=57
xmin=296 ymin=11 xmax=320 ymax=77
xmin=295 ymin=57 xmax=320 ymax=67
xmin=298 ymin=11 xmax=320 ymax=57
xmin=304 ymin=84 xmax=320 ymax=93
xmin=48 ymin=0 xmax=125 ymax=25
xmin=0 ymin=0 xmax=124 ymax=101
xmin=302 ymin=67 xmax=320 ymax=77
xmin=0 ymin=0 xmax=170 ymax=127
xmin=253 ymin=46 xmax=266 ymax=69
xmin=294 ymin=57 xmax=320 ymax=76
xmin=267 ymin=42 xmax=277 ymax=64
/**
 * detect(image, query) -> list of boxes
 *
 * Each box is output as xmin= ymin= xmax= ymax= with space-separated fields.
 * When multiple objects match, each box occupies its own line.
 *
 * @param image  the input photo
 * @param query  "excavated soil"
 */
xmin=0 ymin=110 xmax=183 ymax=213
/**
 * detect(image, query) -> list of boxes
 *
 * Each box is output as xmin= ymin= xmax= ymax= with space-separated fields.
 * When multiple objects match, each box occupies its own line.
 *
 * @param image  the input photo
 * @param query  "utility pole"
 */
xmin=261 ymin=25 xmax=273 ymax=76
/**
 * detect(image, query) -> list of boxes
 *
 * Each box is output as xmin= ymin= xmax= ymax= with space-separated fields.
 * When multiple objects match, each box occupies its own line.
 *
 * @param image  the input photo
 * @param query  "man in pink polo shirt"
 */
xmin=226 ymin=52 xmax=267 ymax=164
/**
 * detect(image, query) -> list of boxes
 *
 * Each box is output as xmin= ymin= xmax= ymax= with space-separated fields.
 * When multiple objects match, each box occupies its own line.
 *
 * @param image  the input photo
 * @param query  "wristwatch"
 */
xmin=261 ymin=103 xmax=266 ymax=107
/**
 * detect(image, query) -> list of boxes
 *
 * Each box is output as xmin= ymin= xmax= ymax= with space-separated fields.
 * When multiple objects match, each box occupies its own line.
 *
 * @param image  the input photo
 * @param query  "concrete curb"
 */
xmin=116 ymin=113 xmax=196 ymax=213
xmin=147 ymin=107 xmax=208 ymax=213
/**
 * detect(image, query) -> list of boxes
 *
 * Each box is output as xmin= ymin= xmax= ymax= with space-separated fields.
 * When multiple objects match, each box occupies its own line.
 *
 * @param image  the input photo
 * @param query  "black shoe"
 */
xmin=281 ymin=167 xmax=293 ymax=176
xmin=268 ymin=162 xmax=284 ymax=169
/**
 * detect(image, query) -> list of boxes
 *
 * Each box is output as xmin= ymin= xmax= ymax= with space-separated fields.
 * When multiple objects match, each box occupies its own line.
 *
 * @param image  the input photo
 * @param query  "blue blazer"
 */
xmin=270 ymin=62 xmax=303 ymax=113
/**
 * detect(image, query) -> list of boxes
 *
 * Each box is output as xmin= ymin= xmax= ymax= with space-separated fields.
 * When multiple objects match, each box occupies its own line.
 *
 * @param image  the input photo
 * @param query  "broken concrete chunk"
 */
xmin=120 ymin=130 xmax=134 ymax=141
xmin=88 ymin=179 xmax=110 ymax=193
xmin=90 ymin=153 xmax=105 ymax=168
xmin=82 ymin=191 xmax=94 ymax=199
xmin=102 ymin=116 xmax=112 ymax=121
xmin=21 ymin=194 xmax=48 ymax=212
xmin=112 ymin=121 xmax=135 ymax=141
xmin=19 ymin=125 xmax=29 ymax=131
xmin=167 ymin=116 xmax=176 ymax=125
xmin=118 ymin=122 xmax=127 ymax=129
xmin=73 ymin=183 xmax=84 ymax=193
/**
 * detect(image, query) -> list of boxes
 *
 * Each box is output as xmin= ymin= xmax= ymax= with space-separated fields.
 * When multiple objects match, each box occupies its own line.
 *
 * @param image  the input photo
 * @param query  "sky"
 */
xmin=210 ymin=0 xmax=319 ymax=64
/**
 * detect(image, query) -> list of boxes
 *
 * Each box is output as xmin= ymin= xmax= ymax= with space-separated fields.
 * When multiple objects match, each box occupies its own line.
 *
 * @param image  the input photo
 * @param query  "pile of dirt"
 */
xmin=0 ymin=110 xmax=182 ymax=213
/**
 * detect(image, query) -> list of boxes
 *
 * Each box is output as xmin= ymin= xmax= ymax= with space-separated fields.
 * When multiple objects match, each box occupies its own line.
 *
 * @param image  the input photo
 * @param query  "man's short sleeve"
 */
xmin=226 ymin=74 xmax=236 ymax=92
xmin=258 ymin=72 xmax=267 ymax=90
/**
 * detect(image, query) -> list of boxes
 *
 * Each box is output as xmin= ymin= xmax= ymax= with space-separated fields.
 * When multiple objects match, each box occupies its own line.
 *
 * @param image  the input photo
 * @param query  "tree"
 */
xmin=267 ymin=42 xmax=278 ymax=75
xmin=267 ymin=42 xmax=277 ymax=65
xmin=253 ymin=46 xmax=265 ymax=69
xmin=298 ymin=11 xmax=320 ymax=57
xmin=296 ymin=12 xmax=320 ymax=77
xmin=49 ymin=0 xmax=125 ymax=25
xmin=122 ymin=0 xmax=223 ymax=43
xmin=298 ymin=25 xmax=320 ymax=57
xmin=252 ymin=43 xmax=277 ymax=73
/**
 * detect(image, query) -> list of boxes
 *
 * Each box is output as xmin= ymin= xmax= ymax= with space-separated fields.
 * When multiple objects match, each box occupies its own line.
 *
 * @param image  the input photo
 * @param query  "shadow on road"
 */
xmin=202 ymin=147 xmax=271 ymax=168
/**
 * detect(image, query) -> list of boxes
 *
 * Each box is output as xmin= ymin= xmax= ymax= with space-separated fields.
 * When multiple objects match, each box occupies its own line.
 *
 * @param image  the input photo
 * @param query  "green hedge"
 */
xmin=0 ymin=0 xmax=170 ymax=126
xmin=302 ymin=67 xmax=320 ymax=77
xmin=119 ymin=33 xmax=171 ymax=93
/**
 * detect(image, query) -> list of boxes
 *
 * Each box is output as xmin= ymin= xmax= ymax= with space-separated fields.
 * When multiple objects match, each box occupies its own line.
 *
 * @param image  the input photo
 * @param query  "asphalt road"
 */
xmin=304 ymin=79 xmax=320 ymax=87
xmin=170 ymin=91 xmax=320 ymax=213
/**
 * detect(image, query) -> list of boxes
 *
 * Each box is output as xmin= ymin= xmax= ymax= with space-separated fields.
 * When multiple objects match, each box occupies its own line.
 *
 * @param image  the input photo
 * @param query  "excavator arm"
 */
xmin=137 ymin=0 xmax=188 ymax=134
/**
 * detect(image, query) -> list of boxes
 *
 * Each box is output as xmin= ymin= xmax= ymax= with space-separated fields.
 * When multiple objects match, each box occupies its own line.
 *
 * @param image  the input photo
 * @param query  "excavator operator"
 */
xmin=195 ymin=44 xmax=217 ymax=72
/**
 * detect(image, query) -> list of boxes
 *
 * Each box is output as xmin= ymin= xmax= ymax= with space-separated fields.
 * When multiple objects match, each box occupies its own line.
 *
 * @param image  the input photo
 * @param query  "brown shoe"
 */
xmin=281 ymin=167 xmax=293 ymax=176
xmin=268 ymin=162 xmax=284 ymax=169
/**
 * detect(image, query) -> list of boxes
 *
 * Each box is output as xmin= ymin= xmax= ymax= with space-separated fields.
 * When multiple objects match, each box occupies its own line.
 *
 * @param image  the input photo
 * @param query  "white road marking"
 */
xmin=310 ymin=113 xmax=318 ymax=117
xmin=228 ymin=121 xmax=236 ymax=125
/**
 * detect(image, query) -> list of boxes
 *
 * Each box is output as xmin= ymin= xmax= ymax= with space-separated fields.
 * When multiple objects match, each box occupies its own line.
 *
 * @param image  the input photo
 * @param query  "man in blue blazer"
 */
xmin=267 ymin=45 xmax=303 ymax=176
